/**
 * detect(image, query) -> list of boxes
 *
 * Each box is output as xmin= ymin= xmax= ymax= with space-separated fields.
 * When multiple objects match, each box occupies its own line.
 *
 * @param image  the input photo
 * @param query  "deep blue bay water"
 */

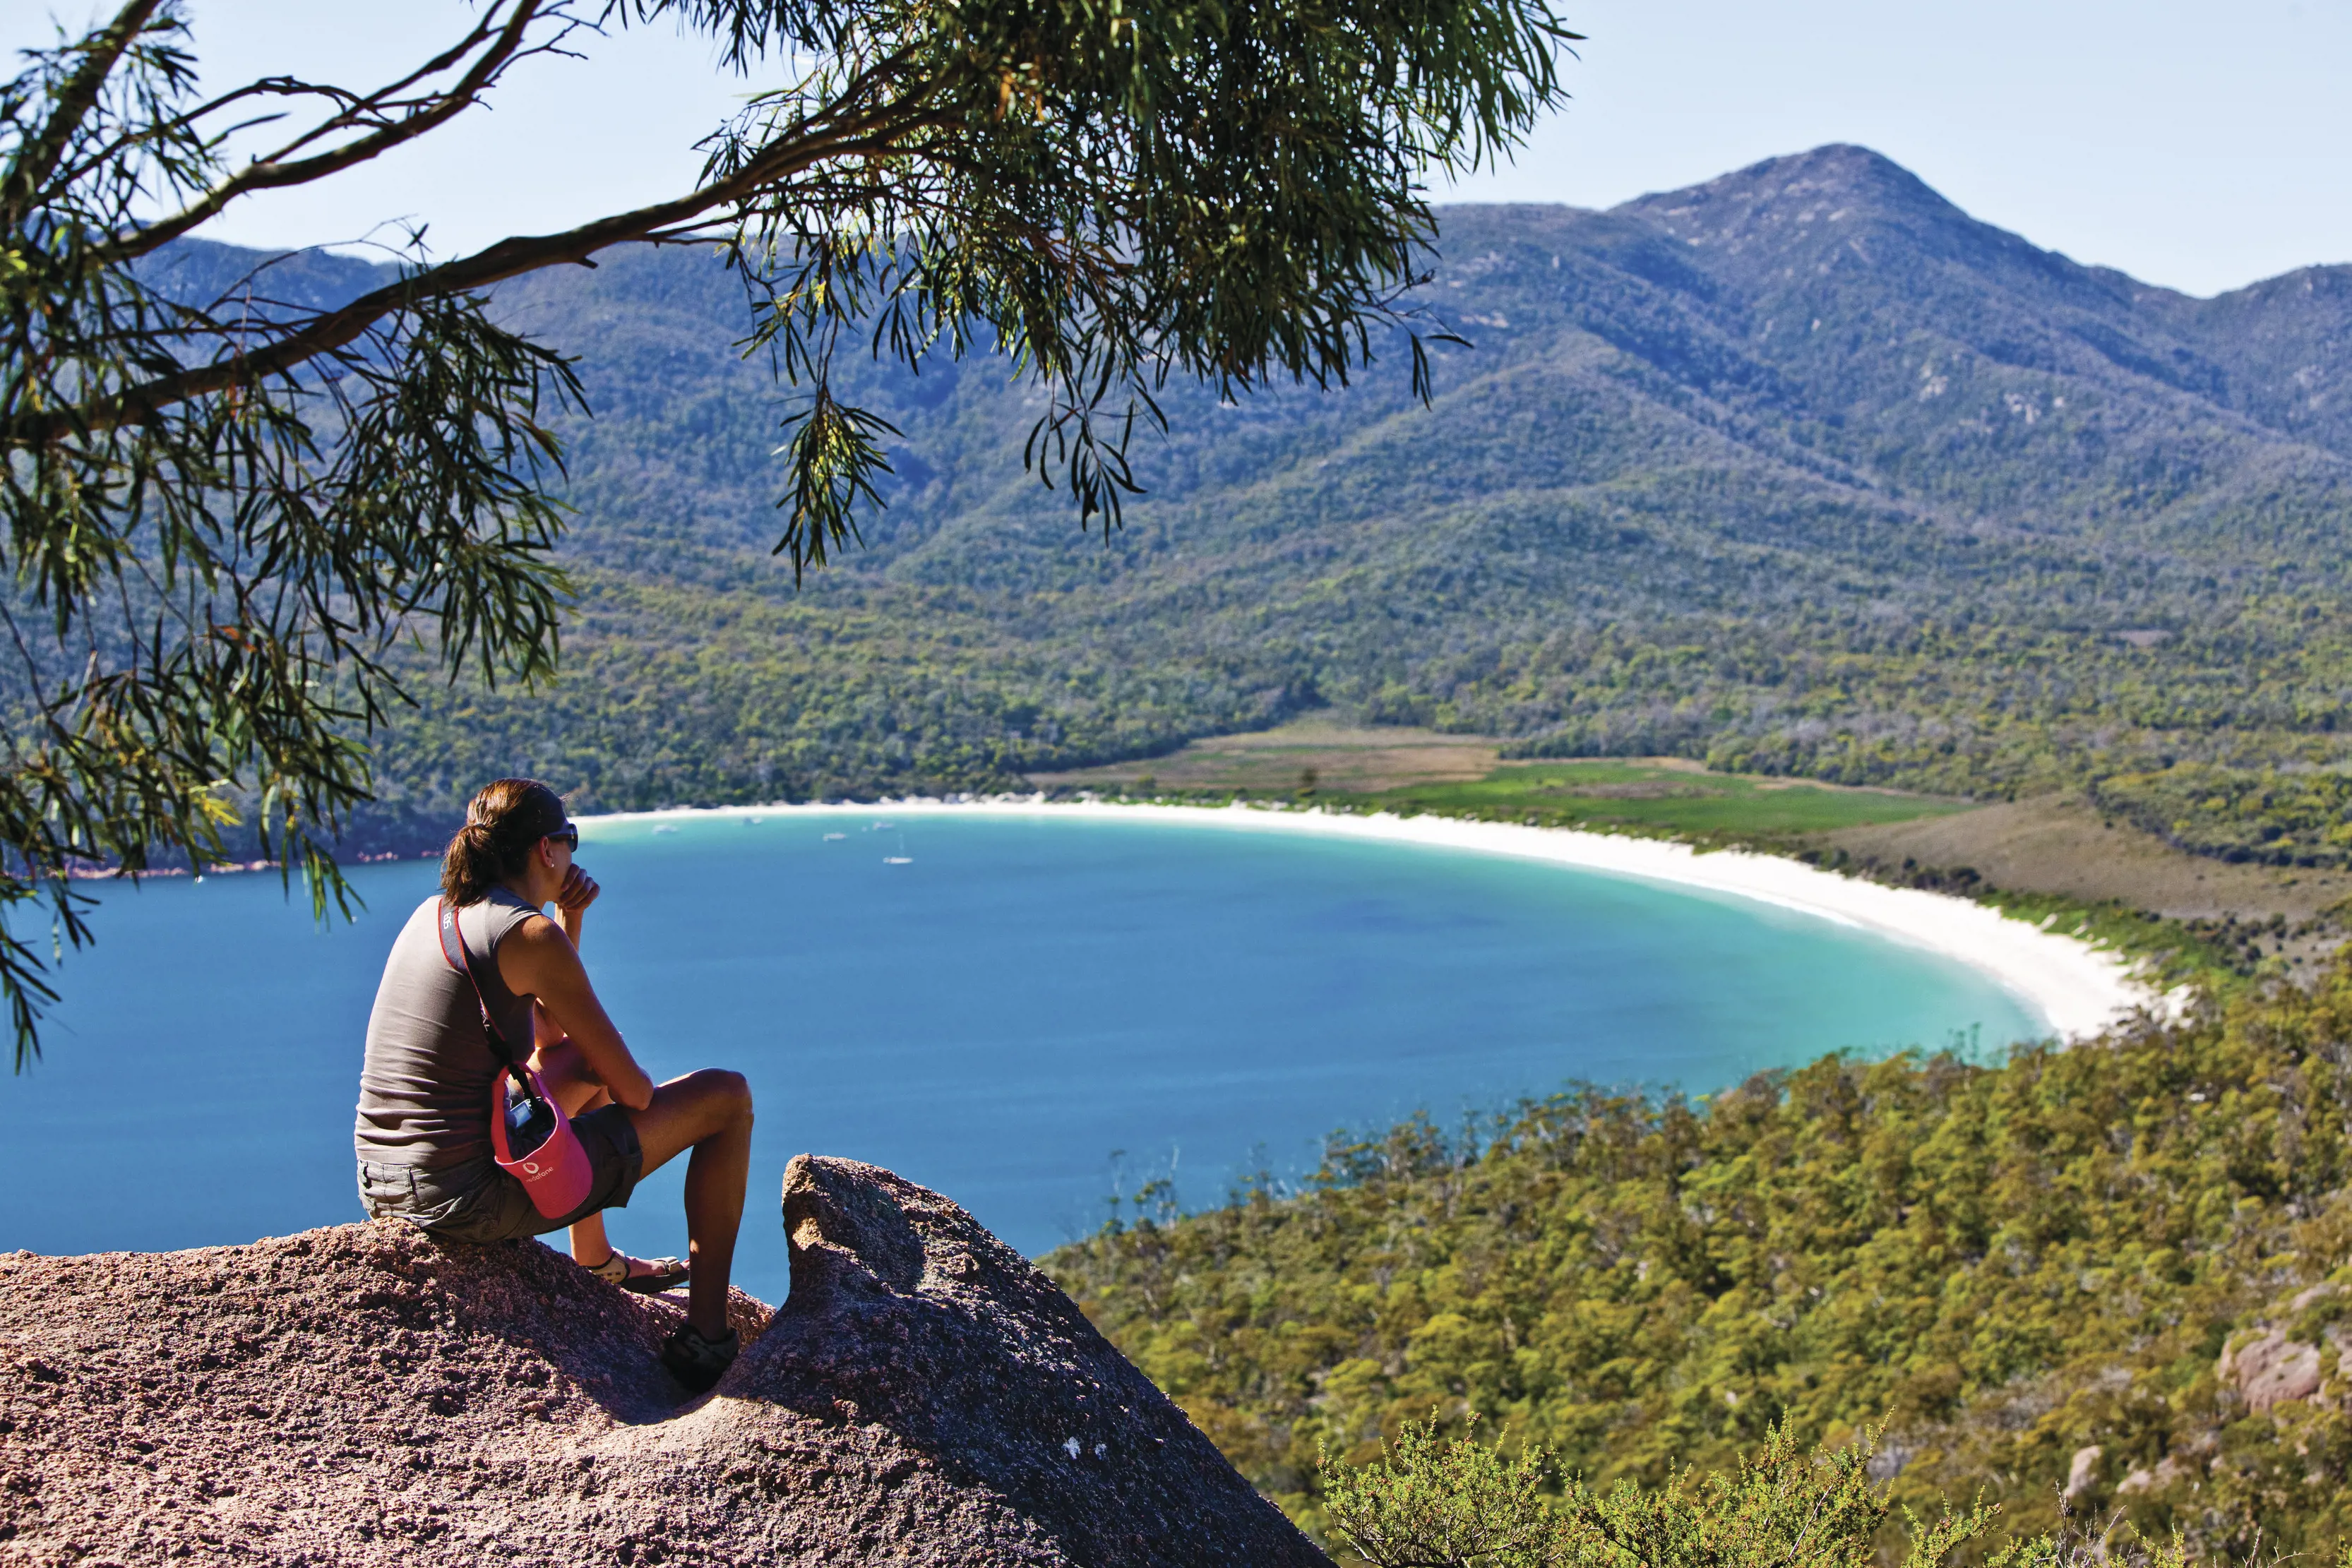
xmin=0 ymin=809 xmax=2041 ymax=1303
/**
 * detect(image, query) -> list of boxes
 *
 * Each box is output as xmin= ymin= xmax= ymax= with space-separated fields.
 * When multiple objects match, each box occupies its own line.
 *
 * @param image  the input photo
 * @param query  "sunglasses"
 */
xmin=546 ymin=825 xmax=579 ymax=851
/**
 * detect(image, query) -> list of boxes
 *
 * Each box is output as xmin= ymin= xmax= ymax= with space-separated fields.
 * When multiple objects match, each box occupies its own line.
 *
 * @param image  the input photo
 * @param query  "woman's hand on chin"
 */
xmin=557 ymin=863 xmax=600 ymax=916
xmin=556 ymin=863 xmax=599 ymax=944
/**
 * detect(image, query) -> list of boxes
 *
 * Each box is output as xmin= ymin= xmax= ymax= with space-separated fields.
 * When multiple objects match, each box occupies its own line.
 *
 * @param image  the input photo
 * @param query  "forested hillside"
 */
xmin=165 ymin=144 xmax=2352 ymax=859
xmin=1047 ymin=961 xmax=2352 ymax=1561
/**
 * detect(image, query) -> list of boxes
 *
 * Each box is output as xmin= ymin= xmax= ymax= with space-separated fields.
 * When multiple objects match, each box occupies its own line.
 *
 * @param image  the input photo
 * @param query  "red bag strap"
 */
xmin=438 ymin=897 xmax=525 ymax=1079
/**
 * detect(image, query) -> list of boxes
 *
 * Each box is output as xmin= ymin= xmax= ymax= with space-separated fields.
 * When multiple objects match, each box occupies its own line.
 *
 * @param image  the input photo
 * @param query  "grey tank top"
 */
xmin=353 ymin=890 xmax=542 ymax=1173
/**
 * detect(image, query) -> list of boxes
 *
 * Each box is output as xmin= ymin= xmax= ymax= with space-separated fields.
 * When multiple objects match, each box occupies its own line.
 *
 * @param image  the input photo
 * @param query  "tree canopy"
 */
xmin=0 ymin=0 xmax=1574 ymax=1060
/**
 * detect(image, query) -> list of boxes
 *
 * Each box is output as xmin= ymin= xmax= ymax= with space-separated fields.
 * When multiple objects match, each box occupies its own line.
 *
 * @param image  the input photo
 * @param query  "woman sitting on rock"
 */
xmin=354 ymin=778 xmax=753 ymax=1392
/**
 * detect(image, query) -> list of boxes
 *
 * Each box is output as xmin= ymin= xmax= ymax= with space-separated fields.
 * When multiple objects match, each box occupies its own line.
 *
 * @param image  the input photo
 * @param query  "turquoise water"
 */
xmin=0 ymin=810 xmax=2041 ymax=1302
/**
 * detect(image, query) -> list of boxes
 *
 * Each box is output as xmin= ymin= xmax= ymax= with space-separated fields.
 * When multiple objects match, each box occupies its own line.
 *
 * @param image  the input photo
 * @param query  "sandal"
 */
xmin=580 ymin=1249 xmax=690 ymax=1295
xmin=660 ymin=1322 xmax=739 ymax=1394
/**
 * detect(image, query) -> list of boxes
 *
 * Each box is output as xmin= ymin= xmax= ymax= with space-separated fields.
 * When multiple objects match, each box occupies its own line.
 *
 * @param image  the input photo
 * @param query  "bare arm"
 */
xmin=496 ymin=914 xmax=654 ymax=1111
xmin=528 ymin=863 xmax=603 ymax=1051
xmin=556 ymin=863 xmax=599 ymax=947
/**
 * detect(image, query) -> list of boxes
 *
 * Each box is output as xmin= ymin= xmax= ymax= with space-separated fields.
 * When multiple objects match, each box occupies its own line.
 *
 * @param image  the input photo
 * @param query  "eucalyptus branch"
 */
xmin=11 ymin=107 xmax=943 ymax=448
xmin=104 ymin=0 xmax=576 ymax=263
xmin=0 ymin=0 xmax=1574 ymax=1065
xmin=0 ymin=0 xmax=162 ymax=227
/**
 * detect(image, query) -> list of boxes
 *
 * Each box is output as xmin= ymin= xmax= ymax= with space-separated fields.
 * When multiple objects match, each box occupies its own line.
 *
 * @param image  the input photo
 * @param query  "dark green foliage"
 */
xmin=1046 ymin=958 xmax=2352 ymax=1560
xmin=352 ymin=570 xmax=1298 ymax=820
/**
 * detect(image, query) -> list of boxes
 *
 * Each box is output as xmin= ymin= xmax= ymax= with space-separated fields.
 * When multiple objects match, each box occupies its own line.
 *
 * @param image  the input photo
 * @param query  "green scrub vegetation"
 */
xmin=1048 ymin=957 xmax=2352 ymax=1562
xmin=2092 ymin=764 xmax=2352 ymax=869
xmin=1315 ymin=1416 xmax=2207 ymax=1568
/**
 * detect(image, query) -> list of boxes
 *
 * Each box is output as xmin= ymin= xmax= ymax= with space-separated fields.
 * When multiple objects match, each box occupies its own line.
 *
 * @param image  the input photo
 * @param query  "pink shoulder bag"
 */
xmin=436 ymin=898 xmax=595 ymax=1220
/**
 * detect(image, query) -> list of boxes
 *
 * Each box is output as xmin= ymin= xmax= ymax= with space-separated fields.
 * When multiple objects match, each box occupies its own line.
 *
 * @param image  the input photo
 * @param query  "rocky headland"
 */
xmin=0 ymin=1156 xmax=1327 ymax=1567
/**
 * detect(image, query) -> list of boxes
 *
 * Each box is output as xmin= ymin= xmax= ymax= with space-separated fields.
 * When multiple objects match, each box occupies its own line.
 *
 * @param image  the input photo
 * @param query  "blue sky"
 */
xmin=13 ymin=0 xmax=2351 ymax=297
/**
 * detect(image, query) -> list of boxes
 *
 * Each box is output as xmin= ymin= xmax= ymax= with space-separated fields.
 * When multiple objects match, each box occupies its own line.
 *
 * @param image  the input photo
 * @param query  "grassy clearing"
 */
xmin=1322 ymin=759 xmax=1973 ymax=839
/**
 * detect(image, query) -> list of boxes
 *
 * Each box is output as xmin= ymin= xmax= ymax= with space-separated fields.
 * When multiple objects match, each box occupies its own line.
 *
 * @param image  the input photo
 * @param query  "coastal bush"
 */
xmin=2091 ymin=764 xmax=2352 ymax=869
xmin=1316 ymin=1415 xmax=2231 ymax=1568
xmin=363 ymin=572 xmax=2352 ymax=870
xmin=1048 ymin=956 xmax=2352 ymax=1560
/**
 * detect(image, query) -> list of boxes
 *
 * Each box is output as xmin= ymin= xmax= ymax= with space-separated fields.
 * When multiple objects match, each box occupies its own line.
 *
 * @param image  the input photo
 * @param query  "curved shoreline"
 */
xmin=580 ymin=797 xmax=2164 ymax=1043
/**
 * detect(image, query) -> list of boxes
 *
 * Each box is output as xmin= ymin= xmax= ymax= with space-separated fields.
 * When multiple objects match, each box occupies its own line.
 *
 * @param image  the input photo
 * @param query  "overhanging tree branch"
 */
xmin=0 ymin=0 xmax=162 ymax=227
xmin=97 ymin=0 xmax=575 ymax=264
xmin=0 ymin=0 xmax=1575 ymax=1063
xmin=11 ymin=54 xmax=934 ymax=445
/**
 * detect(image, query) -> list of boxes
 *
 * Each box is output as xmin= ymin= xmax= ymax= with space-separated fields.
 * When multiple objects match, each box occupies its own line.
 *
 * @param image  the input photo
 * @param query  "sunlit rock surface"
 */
xmin=0 ymin=1156 xmax=1327 ymax=1566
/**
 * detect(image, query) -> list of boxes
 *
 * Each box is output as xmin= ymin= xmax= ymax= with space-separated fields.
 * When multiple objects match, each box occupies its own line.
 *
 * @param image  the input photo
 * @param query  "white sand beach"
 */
xmin=584 ymin=797 xmax=2166 ymax=1042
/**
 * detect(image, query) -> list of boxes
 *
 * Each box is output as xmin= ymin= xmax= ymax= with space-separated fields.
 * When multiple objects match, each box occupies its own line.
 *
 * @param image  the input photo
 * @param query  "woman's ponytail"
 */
xmin=441 ymin=778 xmax=568 ymax=905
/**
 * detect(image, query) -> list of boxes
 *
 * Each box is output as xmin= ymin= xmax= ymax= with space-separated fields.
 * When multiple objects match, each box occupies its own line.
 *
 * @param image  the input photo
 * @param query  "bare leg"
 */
xmin=626 ymin=1070 xmax=754 ymax=1339
xmin=526 ymin=1043 xmax=753 ymax=1330
xmin=526 ymin=1042 xmax=621 ymax=1267
xmin=566 ymin=1156 xmax=615 ymax=1264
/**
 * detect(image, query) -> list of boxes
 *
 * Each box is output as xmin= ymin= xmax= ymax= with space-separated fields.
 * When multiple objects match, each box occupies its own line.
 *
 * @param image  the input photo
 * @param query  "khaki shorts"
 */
xmin=357 ymin=1103 xmax=645 ymax=1243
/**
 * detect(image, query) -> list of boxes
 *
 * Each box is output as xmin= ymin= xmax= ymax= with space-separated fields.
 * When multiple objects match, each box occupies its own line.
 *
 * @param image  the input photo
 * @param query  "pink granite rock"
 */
xmin=2062 ymin=1444 xmax=2101 ymax=1502
xmin=0 ymin=1156 xmax=1330 ymax=1567
xmin=2219 ymin=1327 xmax=2324 ymax=1413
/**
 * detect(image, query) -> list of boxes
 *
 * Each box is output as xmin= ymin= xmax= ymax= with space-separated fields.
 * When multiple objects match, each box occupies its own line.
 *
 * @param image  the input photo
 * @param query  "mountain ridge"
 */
xmin=143 ymin=147 xmax=2352 ymax=852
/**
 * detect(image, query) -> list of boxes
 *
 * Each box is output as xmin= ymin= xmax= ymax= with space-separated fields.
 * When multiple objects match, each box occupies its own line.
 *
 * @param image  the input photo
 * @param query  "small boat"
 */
xmin=883 ymin=856 xmax=913 ymax=866
xmin=746 ymin=816 xmax=764 ymax=825
xmin=871 ymin=820 xmax=894 ymax=831
xmin=652 ymin=825 xmax=678 ymax=835
xmin=823 ymin=832 xmax=847 ymax=842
